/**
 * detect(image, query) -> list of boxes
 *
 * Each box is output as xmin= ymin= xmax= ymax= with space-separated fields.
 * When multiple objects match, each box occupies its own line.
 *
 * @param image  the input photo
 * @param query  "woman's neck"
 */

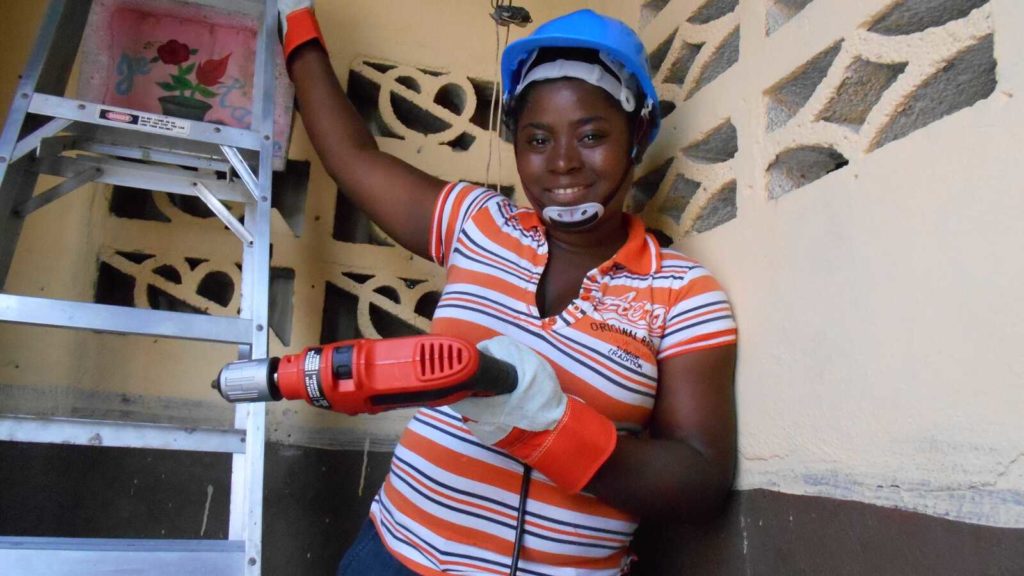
xmin=545 ymin=213 xmax=630 ymax=265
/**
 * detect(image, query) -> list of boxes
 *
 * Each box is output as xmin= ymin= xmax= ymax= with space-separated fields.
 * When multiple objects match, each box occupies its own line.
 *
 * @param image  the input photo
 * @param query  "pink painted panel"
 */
xmin=77 ymin=0 xmax=294 ymax=169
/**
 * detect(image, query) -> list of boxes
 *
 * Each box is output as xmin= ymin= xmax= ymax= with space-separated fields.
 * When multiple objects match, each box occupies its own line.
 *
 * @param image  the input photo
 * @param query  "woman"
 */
xmin=279 ymin=3 xmax=738 ymax=574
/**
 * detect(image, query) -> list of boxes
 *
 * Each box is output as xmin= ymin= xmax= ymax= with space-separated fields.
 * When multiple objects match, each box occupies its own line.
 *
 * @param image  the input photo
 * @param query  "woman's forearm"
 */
xmin=286 ymin=43 xmax=379 ymax=184
xmin=585 ymin=435 xmax=734 ymax=522
xmin=283 ymin=42 xmax=444 ymax=258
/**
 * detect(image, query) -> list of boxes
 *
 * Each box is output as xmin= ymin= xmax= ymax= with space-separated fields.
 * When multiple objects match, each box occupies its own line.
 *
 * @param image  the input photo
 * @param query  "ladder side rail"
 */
xmin=0 ymin=0 xmax=72 ymax=286
xmin=0 ymin=162 xmax=43 ymax=286
xmin=233 ymin=3 xmax=277 ymax=574
xmin=25 ymin=1 xmax=92 ymax=104
xmin=0 ymin=0 xmax=90 ymax=146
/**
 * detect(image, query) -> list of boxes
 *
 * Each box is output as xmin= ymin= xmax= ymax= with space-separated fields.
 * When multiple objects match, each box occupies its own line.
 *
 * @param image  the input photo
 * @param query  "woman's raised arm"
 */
xmin=284 ymin=21 xmax=445 ymax=260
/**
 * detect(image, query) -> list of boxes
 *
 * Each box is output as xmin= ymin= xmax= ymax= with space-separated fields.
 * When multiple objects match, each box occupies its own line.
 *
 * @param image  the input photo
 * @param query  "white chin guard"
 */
xmin=541 ymin=203 xmax=604 ymax=229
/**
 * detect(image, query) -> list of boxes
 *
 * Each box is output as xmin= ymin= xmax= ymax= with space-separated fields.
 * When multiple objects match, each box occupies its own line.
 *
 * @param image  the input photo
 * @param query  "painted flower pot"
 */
xmin=158 ymin=95 xmax=213 ymax=121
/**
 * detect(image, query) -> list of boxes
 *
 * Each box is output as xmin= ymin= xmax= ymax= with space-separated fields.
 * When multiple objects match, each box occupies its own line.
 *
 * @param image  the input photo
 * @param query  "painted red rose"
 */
xmin=157 ymin=40 xmax=191 ymax=66
xmin=196 ymin=53 xmax=232 ymax=87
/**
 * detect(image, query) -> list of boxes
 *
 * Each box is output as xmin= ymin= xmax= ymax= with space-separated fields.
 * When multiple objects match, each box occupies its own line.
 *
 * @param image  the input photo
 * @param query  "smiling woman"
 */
xmin=277 ymin=3 xmax=737 ymax=575
xmin=512 ymin=77 xmax=635 ymax=234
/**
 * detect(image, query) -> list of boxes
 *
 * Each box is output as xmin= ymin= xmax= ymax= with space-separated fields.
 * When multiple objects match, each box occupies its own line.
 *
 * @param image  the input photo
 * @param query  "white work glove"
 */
xmin=451 ymin=336 xmax=618 ymax=494
xmin=451 ymin=336 xmax=567 ymax=445
xmin=277 ymin=0 xmax=324 ymax=59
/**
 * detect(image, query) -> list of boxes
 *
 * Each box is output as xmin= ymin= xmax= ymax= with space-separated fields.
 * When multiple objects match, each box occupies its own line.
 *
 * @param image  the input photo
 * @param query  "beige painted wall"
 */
xmin=662 ymin=0 xmax=1023 ymax=529
xmin=1 ymin=0 xmax=1020 ymax=529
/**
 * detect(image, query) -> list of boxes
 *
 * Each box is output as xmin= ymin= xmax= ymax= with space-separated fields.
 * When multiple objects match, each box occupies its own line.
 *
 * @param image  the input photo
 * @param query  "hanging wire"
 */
xmin=485 ymin=17 xmax=501 ymax=190
xmin=498 ymin=25 xmax=510 ymax=198
xmin=483 ymin=9 xmax=534 ymax=573
xmin=486 ymin=1 xmax=529 ymax=195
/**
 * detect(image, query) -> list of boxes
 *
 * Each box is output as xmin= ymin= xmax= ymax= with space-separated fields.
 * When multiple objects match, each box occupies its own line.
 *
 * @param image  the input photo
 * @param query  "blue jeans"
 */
xmin=337 ymin=519 xmax=419 ymax=575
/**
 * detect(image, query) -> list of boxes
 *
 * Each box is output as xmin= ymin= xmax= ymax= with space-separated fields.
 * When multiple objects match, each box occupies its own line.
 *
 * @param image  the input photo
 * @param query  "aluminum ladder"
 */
xmin=0 ymin=0 xmax=279 ymax=574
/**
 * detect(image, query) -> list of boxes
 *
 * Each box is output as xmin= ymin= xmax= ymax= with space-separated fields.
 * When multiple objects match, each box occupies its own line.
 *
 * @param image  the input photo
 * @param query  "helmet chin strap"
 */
xmin=540 ymin=163 xmax=634 ymax=231
xmin=541 ymin=203 xmax=604 ymax=229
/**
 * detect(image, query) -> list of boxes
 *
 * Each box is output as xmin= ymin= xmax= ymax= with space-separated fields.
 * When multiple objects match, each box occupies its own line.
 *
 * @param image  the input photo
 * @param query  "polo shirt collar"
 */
xmin=616 ymin=214 xmax=659 ymax=275
xmin=511 ymin=209 xmax=659 ymax=275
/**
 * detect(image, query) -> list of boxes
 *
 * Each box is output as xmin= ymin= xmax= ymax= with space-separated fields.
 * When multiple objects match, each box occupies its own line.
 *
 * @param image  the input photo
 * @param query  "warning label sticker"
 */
xmin=97 ymin=106 xmax=190 ymax=136
xmin=302 ymin=348 xmax=331 ymax=409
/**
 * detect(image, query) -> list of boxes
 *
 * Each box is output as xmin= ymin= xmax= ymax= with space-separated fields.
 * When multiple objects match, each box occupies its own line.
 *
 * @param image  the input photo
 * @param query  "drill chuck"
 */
xmin=213 ymin=357 xmax=281 ymax=403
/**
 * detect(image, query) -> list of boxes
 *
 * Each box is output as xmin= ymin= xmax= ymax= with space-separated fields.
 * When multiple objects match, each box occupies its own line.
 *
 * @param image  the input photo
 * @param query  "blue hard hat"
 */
xmin=501 ymin=9 xmax=660 ymax=146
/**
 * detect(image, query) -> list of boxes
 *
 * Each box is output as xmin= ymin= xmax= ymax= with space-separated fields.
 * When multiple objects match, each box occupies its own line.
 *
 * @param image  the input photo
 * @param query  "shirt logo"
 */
xmin=593 ymin=291 xmax=668 ymax=332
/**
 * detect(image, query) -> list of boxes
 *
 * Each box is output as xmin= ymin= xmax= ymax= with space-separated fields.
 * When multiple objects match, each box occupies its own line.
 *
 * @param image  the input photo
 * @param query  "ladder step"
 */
xmin=0 ymin=294 xmax=253 ymax=344
xmin=35 ymin=154 xmax=251 ymax=203
xmin=0 ymin=415 xmax=246 ymax=454
xmin=73 ymin=137 xmax=234 ymax=173
xmin=0 ymin=537 xmax=245 ymax=576
xmin=27 ymin=93 xmax=263 ymax=151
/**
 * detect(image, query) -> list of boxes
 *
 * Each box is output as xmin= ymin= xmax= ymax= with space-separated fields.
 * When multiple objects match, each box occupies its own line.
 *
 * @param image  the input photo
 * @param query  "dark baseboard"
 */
xmin=2 ymin=442 xmax=1021 ymax=576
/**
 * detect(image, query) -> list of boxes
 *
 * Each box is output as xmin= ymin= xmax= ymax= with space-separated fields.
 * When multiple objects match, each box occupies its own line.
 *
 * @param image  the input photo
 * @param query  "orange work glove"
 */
xmin=278 ymin=0 xmax=326 ymax=59
xmin=451 ymin=336 xmax=617 ymax=494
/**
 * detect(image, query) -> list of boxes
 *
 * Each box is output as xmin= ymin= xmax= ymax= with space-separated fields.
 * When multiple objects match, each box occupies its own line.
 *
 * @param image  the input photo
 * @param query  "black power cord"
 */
xmin=509 ymin=465 xmax=532 ymax=576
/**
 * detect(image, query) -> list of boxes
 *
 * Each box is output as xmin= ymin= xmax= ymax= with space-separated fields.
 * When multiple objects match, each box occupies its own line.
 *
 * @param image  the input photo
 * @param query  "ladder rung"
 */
xmin=0 ymin=294 xmax=254 ymax=344
xmin=36 ymin=154 xmax=250 ymax=203
xmin=27 ymin=94 xmax=264 ymax=151
xmin=0 ymin=415 xmax=246 ymax=454
xmin=0 ymin=537 xmax=245 ymax=576
xmin=76 ymin=139 xmax=233 ymax=173
xmin=44 ymin=123 xmax=254 ymax=173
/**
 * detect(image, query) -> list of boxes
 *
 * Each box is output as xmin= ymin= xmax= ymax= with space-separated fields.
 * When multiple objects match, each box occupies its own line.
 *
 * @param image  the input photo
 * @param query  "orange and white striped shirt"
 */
xmin=369 ymin=182 xmax=737 ymax=575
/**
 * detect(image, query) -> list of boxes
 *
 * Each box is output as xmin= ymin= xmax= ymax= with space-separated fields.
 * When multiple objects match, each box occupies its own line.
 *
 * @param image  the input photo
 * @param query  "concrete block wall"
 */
xmin=633 ymin=0 xmax=1021 ymax=530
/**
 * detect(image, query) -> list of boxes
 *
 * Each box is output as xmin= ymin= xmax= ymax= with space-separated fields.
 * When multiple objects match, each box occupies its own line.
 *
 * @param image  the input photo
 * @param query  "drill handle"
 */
xmin=466 ymin=351 xmax=518 ymax=397
xmin=363 ymin=344 xmax=518 ymax=410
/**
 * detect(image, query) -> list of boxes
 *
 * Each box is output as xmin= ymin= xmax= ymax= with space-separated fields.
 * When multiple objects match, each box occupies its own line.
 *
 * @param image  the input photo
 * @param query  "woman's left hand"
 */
xmin=450 ymin=337 xmax=618 ymax=494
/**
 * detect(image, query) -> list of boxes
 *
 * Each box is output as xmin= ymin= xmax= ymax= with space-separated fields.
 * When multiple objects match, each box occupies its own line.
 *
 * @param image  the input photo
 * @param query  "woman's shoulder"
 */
xmin=447 ymin=181 xmax=541 ymax=229
xmin=443 ymin=181 xmax=517 ymax=214
xmin=648 ymin=242 xmax=728 ymax=293
xmin=656 ymin=245 xmax=704 ymax=271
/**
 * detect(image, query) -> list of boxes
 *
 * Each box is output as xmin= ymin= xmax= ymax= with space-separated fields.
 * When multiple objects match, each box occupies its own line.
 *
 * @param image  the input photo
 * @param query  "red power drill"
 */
xmin=212 ymin=335 xmax=517 ymax=414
